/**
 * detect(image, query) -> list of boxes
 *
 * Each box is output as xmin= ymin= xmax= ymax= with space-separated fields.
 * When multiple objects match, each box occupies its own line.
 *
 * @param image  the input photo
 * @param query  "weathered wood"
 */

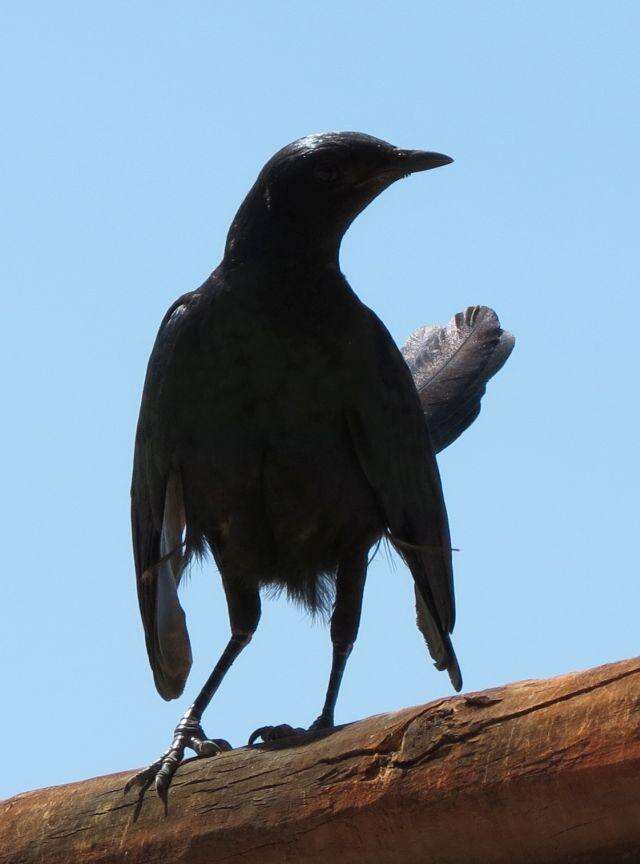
xmin=2 ymin=657 xmax=640 ymax=864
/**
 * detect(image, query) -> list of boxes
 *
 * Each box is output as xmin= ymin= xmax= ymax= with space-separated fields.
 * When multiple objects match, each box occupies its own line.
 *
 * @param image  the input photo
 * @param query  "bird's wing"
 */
xmin=131 ymin=294 xmax=195 ymax=701
xmin=401 ymin=306 xmax=515 ymax=453
xmin=346 ymin=308 xmax=461 ymax=690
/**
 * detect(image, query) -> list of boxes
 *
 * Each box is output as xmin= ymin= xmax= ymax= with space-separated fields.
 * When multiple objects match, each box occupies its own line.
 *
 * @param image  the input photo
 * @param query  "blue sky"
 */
xmin=2 ymin=1 xmax=638 ymax=799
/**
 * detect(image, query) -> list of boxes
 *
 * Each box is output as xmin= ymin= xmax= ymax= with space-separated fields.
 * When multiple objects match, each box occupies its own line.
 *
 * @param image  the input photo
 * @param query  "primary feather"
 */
xmin=131 ymin=298 xmax=194 ymax=701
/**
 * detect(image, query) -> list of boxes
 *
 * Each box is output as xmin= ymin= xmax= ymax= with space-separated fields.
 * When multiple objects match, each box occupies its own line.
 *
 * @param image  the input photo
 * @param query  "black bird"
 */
xmin=125 ymin=132 xmax=513 ymax=811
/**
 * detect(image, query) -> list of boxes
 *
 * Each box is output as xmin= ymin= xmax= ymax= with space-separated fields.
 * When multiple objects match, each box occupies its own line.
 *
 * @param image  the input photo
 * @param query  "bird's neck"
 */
xmin=222 ymin=184 xmax=342 ymax=272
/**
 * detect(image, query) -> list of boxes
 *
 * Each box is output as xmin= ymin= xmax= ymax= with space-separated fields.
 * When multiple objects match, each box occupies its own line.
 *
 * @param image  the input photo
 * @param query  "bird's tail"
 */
xmin=401 ymin=305 xmax=515 ymax=454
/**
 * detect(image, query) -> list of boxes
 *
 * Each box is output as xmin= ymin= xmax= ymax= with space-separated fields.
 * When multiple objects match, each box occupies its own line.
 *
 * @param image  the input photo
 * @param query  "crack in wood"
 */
xmin=4 ymin=659 xmax=640 ymax=864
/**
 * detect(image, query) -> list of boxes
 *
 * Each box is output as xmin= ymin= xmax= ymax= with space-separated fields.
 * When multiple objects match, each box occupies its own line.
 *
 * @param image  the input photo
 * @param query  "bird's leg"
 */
xmin=249 ymin=549 xmax=367 ymax=744
xmin=126 ymin=581 xmax=260 ymax=815
xmin=308 ymin=643 xmax=353 ymax=731
xmin=309 ymin=550 xmax=367 ymax=730
xmin=124 ymin=633 xmax=249 ymax=814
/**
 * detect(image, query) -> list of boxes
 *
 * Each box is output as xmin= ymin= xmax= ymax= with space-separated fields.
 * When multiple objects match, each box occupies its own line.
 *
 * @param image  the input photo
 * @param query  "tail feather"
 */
xmin=402 ymin=305 xmax=515 ymax=454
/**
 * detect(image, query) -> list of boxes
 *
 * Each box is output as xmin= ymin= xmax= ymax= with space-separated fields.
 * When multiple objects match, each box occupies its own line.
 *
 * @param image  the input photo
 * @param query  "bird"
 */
xmin=124 ymin=132 xmax=514 ymax=813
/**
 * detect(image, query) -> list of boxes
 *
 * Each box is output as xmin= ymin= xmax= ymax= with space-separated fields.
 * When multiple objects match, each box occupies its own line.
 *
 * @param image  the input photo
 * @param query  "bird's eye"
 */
xmin=313 ymin=162 xmax=340 ymax=184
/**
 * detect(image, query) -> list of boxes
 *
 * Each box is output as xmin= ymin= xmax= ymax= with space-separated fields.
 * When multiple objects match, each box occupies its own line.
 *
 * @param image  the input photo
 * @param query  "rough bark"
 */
xmin=2 ymin=657 xmax=640 ymax=864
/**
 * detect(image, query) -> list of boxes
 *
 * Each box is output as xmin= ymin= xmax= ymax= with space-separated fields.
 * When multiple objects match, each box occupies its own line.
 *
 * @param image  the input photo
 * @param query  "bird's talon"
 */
xmin=123 ymin=760 xmax=162 ymax=795
xmin=125 ymin=724 xmax=228 ymax=818
xmin=248 ymin=723 xmax=306 ymax=745
xmin=191 ymin=736 xmax=230 ymax=757
xmin=156 ymin=777 xmax=170 ymax=817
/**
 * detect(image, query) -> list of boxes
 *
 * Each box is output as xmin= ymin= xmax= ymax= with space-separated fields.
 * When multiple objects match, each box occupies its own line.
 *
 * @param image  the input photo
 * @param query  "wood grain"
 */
xmin=2 ymin=657 xmax=640 ymax=864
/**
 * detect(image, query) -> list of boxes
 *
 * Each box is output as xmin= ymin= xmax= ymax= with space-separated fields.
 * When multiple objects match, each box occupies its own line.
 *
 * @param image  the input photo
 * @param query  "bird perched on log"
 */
xmin=125 ymin=132 xmax=514 ymax=812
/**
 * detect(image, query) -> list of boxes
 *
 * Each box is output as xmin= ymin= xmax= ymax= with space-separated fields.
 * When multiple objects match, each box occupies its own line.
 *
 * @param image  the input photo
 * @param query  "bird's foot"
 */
xmin=308 ymin=711 xmax=334 ymax=731
xmin=124 ymin=712 xmax=231 ymax=817
xmin=248 ymin=712 xmax=334 ymax=745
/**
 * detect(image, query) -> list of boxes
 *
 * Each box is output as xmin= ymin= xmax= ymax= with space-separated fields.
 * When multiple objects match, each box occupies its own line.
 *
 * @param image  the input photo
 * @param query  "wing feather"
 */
xmin=346 ymin=308 xmax=461 ymax=690
xmin=131 ymin=295 xmax=195 ymax=700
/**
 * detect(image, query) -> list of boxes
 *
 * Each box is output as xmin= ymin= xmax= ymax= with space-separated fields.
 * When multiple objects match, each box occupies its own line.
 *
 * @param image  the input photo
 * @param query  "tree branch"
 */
xmin=2 ymin=657 xmax=640 ymax=864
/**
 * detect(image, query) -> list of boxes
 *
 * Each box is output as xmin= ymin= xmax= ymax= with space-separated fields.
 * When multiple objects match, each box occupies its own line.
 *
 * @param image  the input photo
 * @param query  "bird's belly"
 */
xmin=260 ymin=421 xmax=382 ymax=563
xmin=238 ymin=423 xmax=381 ymax=612
xmin=178 ymin=332 xmax=383 ymax=583
xmin=182 ymin=414 xmax=381 ymax=545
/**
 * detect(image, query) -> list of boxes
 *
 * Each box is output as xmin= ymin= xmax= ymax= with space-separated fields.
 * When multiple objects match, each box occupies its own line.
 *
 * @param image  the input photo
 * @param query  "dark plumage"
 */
xmin=126 ymin=132 xmax=513 ymax=812
xmin=403 ymin=305 xmax=515 ymax=454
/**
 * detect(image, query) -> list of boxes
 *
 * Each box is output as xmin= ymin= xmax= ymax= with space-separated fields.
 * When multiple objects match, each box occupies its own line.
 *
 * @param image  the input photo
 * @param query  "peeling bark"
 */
xmin=2 ymin=657 xmax=640 ymax=864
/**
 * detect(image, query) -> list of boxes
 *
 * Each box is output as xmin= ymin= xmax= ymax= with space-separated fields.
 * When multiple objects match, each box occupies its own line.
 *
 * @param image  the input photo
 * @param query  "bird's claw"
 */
xmin=247 ymin=714 xmax=334 ymax=746
xmin=248 ymin=723 xmax=306 ymax=746
xmin=123 ymin=759 xmax=163 ymax=796
xmin=124 ymin=716 xmax=231 ymax=818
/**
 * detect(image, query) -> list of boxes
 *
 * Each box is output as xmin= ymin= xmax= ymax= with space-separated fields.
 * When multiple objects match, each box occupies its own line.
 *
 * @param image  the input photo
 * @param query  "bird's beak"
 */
xmin=393 ymin=149 xmax=454 ymax=174
xmin=356 ymin=147 xmax=453 ymax=194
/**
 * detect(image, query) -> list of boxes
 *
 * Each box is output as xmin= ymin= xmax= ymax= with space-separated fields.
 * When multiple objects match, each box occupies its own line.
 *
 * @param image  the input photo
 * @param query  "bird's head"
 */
xmin=225 ymin=132 xmax=452 ymax=264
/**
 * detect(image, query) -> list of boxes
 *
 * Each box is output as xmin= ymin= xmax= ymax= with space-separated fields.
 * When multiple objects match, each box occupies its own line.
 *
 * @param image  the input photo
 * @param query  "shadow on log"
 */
xmin=2 ymin=657 xmax=640 ymax=864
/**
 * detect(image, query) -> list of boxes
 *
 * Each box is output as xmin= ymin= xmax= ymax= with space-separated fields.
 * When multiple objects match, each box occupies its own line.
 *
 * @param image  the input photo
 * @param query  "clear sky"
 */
xmin=2 ymin=1 xmax=639 ymax=799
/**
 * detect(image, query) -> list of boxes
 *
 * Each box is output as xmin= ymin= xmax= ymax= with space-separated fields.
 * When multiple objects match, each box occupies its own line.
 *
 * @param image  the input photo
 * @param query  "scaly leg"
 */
xmin=126 ymin=579 xmax=260 ymax=815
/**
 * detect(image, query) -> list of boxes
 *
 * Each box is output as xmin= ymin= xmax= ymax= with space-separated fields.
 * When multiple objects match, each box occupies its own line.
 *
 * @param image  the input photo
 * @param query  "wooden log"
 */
xmin=2 ymin=657 xmax=640 ymax=864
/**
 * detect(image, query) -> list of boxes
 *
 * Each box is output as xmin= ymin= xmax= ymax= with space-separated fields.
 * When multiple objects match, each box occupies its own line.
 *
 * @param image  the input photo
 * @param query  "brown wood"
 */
xmin=2 ymin=657 xmax=640 ymax=864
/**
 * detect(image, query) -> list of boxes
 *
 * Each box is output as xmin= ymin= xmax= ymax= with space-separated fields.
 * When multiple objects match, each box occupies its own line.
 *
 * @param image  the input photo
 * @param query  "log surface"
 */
xmin=2 ymin=657 xmax=640 ymax=864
